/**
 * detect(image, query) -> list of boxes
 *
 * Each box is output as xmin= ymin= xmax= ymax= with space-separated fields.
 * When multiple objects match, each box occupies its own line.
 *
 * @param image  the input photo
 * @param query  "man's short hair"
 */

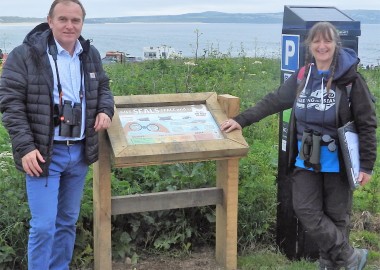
xmin=48 ymin=0 xmax=86 ymax=19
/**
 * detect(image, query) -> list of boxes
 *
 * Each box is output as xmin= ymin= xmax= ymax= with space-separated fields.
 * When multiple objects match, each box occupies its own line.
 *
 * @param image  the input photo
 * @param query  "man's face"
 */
xmin=48 ymin=2 xmax=84 ymax=53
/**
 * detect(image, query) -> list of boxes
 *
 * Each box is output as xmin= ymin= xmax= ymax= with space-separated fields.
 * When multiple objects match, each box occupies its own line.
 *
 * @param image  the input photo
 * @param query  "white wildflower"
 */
xmin=0 ymin=151 xmax=13 ymax=158
xmin=184 ymin=61 xmax=197 ymax=66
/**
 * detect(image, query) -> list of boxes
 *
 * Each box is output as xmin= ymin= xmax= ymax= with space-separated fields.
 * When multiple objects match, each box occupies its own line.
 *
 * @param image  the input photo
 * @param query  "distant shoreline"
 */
xmin=103 ymin=22 xmax=207 ymax=25
xmin=1 ymin=10 xmax=380 ymax=24
xmin=0 ymin=22 xmax=42 ymax=26
xmin=1 ymin=21 xmax=380 ymax=26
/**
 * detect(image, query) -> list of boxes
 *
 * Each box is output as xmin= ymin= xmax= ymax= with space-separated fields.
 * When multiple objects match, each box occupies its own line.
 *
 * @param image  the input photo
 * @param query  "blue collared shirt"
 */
xmin=48 ymin=39 xmax=86 ymax=140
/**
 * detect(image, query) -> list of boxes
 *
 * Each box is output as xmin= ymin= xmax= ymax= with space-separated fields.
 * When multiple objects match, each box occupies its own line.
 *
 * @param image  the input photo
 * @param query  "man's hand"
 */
xmin=94 ymin=112 xmax=111 ymax=132
xmin=358 ymin=171 xmax=372 ymax=186
xmin=22 ymin=149 xmax=45 ymax=177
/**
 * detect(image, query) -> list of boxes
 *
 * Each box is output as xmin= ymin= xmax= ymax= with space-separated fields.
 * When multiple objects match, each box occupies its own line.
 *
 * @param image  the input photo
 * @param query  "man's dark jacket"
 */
xmin=0 ymin=23 xmax=114 ymax=176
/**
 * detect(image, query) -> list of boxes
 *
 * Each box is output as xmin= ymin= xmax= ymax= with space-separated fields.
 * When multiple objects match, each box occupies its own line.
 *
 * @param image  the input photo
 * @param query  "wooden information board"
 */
xmin=93 ymin=92 xmax=249 ymax=270
xmin=119 ymin=103 xmax=224 ymax=144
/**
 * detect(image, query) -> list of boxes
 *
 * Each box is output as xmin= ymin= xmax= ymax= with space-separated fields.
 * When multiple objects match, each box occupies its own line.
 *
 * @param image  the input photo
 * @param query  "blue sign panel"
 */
xmin=281 ymin=34 xmax=300 ymax=72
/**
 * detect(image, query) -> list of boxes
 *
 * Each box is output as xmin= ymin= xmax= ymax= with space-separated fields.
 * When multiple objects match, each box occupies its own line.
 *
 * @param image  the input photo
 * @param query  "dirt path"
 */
xmin=112 ymin=246 xmax=224 ymax=270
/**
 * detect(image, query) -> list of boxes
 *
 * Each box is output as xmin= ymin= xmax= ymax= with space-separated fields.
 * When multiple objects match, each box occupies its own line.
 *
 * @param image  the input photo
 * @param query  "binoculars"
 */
xmin=300 ymin=128 xmax=321 ymax=172
xmin=54 ymin=100 xmax=82 ymax=138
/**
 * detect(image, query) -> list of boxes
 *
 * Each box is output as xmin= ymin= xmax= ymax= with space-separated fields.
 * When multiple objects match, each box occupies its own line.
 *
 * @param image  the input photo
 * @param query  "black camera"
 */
xmin=58 ymin=100 xmax=82 ymax=138
xmin=300 ymin=128 xmax=312 ymax=161
xmin=309 ymin=131 xmax=321 ymax=170
xmin=300 ymin=129 xmax=321 ymax=172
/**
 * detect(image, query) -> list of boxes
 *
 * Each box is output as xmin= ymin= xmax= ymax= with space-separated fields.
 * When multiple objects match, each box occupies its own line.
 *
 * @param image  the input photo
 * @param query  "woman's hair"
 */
xmin=298 ymin=21 xmax=341 ymax=93
xmin=48 ymin=0 xmax=86 ymax=19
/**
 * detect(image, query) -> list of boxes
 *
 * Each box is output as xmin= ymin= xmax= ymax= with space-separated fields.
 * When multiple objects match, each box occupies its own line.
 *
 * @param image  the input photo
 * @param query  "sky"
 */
xmin=1 ymin=0 xmax=379 ymax=18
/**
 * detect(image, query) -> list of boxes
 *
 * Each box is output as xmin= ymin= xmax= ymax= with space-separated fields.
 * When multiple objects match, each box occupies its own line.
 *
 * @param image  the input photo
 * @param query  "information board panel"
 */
xmin=107 ymin=92 xmax=249 ymax=167
xmin=118 ymin=104 xmax=223 ymax=145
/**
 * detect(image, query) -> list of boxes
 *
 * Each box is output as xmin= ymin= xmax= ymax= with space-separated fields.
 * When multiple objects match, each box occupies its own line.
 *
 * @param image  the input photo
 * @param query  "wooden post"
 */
xmin=215 ymin=158 xmax=240 ymax=270
xmin=93 ymin=131 xmax=112 ymax=270
xmin=217 ymin=94 xmax=240 ymax=118
xmin=215 ymin=94 xmax=241 ymax=269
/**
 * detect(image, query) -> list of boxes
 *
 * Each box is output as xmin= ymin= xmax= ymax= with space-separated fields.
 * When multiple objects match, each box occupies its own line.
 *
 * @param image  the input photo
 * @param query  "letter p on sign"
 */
xmin=285 ymin=40 xmax=295 ymax=65
xmin=281 ymin=34 xmax=299 ymax=72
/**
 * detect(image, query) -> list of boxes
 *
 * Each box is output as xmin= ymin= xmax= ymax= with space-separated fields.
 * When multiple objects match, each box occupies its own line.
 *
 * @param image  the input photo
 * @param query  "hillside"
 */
xmin=0 ymin=10 xmax=379 ymax=24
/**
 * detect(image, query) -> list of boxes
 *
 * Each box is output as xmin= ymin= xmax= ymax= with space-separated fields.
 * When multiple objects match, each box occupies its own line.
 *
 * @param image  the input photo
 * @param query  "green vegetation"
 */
xmin=0 ymin=56 xmax=379 ymax=269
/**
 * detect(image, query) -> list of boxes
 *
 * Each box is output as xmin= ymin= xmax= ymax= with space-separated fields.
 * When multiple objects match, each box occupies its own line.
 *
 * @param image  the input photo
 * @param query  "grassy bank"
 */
xmin=0 ymin=57 xmax=379 ymax=269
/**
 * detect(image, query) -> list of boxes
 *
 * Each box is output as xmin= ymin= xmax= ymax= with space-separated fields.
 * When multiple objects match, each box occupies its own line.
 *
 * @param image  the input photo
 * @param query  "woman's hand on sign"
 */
xmin=220 ymin=119 xmax=242 ymax=133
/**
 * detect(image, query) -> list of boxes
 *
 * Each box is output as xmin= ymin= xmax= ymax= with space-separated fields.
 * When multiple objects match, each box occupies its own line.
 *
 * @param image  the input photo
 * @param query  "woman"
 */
xmin=221 ymin=21 xmax=376 ymax=270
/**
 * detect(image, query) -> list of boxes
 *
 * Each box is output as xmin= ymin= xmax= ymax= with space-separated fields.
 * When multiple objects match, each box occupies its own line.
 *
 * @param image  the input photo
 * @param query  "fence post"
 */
xmin=93 ymin=131 xmax=112 ymax=270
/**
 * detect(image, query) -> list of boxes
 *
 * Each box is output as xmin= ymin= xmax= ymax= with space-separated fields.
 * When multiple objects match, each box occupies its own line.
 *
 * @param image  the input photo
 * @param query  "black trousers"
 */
xmin=291 ymin=168 xmax=354 ymax=265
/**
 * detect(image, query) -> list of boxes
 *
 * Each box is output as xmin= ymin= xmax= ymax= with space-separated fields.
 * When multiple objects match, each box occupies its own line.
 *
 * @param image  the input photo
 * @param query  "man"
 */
xmin=0 ymin=0 xmax=114 ymax=269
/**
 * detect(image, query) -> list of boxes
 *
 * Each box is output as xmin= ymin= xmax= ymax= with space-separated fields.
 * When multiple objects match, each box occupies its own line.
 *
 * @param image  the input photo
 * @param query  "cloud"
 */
xmin=1 ymin=0 xmax=378 ymax=18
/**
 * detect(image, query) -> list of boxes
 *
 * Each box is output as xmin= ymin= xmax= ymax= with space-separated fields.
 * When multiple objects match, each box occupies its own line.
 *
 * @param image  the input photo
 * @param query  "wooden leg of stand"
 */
xmin=215 ymin=158 xmax=239 ymax=270
xmin=93 ymin=131 xmax=112 ymax=270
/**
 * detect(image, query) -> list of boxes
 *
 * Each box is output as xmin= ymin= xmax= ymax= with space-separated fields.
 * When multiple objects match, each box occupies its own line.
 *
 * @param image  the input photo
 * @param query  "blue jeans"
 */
xmin=26 ymin=142 xmax=88 ymax=270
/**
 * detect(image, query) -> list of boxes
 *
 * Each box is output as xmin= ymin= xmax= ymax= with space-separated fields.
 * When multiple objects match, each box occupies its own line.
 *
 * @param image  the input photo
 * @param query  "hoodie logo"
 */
xmin=89 ymin=72 xmax=96 ymax=79
xmin=296 ymin=88 xmax=336 ymax=111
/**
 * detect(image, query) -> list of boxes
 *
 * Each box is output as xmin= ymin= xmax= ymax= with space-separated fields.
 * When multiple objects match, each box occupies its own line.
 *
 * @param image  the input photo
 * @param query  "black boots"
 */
xmin=319 ymin=249 xmax=368 ymax=270
xmin=345 ymin=249 xmax=368 ymax=270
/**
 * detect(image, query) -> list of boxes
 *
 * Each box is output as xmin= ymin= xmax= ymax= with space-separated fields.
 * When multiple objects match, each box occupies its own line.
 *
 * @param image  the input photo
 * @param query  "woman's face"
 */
xmin=310 ymin=32 xmax=336 ymax=69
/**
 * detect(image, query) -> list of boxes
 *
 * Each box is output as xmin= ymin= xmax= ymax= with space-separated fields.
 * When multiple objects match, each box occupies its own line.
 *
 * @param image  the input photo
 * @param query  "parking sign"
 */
xmin=281 ymin=34 xmax=300 ymax=72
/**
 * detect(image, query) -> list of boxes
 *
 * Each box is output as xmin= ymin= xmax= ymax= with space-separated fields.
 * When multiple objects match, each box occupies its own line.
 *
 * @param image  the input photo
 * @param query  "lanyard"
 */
xmin=48 ymin=37 xmax=84 ymax=106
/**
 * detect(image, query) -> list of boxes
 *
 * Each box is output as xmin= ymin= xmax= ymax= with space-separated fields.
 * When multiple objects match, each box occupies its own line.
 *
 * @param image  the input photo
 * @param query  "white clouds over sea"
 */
xmin=2 ymin=0 xmax=379 ymax=18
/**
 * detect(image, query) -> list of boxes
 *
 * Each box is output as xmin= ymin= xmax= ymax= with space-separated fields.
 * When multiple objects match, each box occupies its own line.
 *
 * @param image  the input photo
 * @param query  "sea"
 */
xmin=0 ymin=22 xmax=379 ymax=66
